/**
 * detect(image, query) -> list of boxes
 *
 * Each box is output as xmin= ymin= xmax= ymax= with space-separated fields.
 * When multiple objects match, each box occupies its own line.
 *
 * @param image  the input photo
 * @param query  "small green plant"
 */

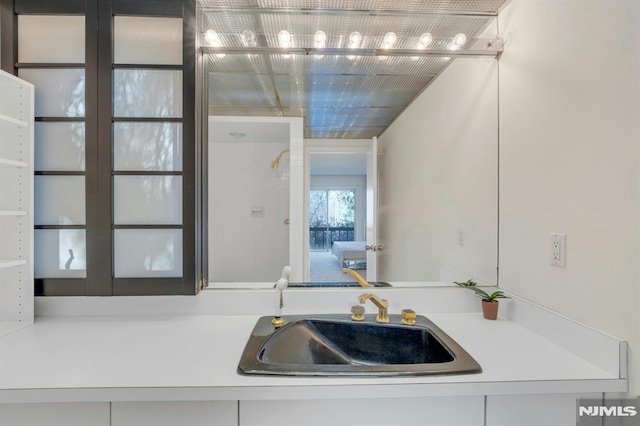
xmin=454 ymin=280 xmax=508 ymax=302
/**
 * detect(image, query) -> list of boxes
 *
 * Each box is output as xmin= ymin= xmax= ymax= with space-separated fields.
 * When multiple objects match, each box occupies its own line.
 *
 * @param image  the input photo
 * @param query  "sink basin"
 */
xmin=238 ymin=314 xmax=482 ymax=377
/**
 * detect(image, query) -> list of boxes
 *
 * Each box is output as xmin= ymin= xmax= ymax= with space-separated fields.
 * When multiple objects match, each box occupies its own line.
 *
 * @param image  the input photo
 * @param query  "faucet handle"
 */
xmin=351 ymin=305 xmax=365 ymax=321
xmin=401 ymin=309 xmax=417 ymax=325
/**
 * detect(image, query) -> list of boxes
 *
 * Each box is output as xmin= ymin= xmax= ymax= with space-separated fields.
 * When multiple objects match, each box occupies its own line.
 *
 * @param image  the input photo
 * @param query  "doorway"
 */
xmin=306 ymin=149 xmax=370 ymax=282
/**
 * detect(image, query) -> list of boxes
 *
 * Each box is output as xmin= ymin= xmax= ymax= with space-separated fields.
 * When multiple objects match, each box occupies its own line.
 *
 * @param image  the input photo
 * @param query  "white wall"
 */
xmin=498 ymin=0 xmax=640 ymax=397
xmin=208 ymin=140 xmax=289 ymax=282
xmin=377 ymin=56 xmax=499 ymax=284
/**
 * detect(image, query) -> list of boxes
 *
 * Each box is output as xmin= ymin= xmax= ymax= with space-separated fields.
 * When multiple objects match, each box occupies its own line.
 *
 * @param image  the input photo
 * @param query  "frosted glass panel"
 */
xmin=35 ymin=229 xmax=87 ymax=278
xmin=35 ymin=122 xmax=86 ymax=171
xmin=35 ymin=176 xmax=86 ymax=225
xmin=18 ymin=15 xmax=85 ymax=63
xmin=114 ymin=122 xmax=182 ymax=171
xmin=114 ymin=229 xmax=183 ymax=277
xmin=18 ymin=69 xmax=85 ymax=117
xmin=113 ymin=70 xmax=182 ymax=117
xmin=113 ymin=176 xmax=182 ymax=225
xmin=114 ymin=17 xmax=183 ymax=65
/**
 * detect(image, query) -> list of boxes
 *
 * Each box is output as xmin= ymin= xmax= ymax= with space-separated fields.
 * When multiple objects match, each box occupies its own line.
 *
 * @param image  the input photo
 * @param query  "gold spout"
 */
xmin=358 ymin=293 xmax=389 ymax=323
xmin=342 ymin=268 xmax=373 ymax=288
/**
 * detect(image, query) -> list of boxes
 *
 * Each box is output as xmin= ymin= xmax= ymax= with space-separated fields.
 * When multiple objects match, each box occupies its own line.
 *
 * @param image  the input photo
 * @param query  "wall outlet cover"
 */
xmin=550 ymin=232 xmax=566 ymax=267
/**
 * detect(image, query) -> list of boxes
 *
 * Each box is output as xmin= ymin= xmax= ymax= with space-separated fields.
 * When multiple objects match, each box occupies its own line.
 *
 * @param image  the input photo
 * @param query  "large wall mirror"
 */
xmin=199 ymin=1 xmax=502 ymax=289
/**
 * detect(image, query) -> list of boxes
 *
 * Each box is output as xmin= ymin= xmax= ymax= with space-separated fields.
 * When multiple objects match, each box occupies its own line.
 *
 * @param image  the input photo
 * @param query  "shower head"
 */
xmin=271 ymin=149 xmax=290 ymax=170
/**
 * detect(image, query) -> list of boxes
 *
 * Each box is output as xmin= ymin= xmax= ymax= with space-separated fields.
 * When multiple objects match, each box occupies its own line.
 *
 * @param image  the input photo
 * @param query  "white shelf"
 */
xmin=0 ymin=71 xmax=34 ymax=338
xmin=0 ymin=259 xmax=27 ymax=270
xmin=0 ymin=157 xmax=28 ymax=168
xmin=0 ymin=113 xmax=28 ymax=128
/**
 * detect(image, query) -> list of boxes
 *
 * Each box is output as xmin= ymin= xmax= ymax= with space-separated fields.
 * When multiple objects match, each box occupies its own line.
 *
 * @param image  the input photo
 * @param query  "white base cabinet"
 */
xmin=0 ymin=403 xmax=110 ymax=426
xmin=0 ymin=402 xmax=237 ymax=426
xmin=239 ymin=397 xmax=484 ymax=426
xmin=111 ymin=402 xmax=238 ymax=426
xmin=0 ymin=395 xmax=593 ymax=426
xmin=486 ymin=394 xmax=578 ymax=426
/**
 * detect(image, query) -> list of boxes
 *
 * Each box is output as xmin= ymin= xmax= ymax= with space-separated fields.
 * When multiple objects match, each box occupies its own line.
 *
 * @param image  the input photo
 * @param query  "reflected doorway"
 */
xmin=308 ymin=152 xmax=368 ymax=282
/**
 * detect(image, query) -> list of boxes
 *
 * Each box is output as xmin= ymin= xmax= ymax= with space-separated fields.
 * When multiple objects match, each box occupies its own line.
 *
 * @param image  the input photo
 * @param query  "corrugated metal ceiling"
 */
xmin=199 ymin=0 xmax=508 ymax=138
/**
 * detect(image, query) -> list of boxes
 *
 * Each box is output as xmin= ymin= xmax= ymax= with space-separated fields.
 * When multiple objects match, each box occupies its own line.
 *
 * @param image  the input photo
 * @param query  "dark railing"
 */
xmin=310 ymin=226 xmax=355 ymax=251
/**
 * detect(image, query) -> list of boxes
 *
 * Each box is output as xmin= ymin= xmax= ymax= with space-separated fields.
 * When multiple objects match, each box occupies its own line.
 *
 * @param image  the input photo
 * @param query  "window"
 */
xmin=1 ymin=0 xmax=201 ymax=295
xmin=309 ymin=189 xmax=356 ymax=251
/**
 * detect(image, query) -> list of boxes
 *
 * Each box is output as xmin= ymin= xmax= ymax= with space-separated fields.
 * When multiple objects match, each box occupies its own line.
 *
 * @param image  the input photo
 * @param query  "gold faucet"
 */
xmin=358 ymin=293 xmax=389 ymax=323
xmin=342 ymin=269 xmax=373 ymax=288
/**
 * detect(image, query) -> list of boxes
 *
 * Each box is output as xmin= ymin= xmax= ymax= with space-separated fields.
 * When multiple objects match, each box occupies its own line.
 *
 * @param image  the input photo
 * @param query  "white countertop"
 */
xmin=0 ymin=311 xmax=626 ymax=403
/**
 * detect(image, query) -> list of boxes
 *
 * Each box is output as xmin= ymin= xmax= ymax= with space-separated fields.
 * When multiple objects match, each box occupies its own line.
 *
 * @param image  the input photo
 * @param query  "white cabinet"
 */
xmin=0 ymin=403 xmax=109 ymax=426
xmin=240 ymin=397 xmax=484 ymax=426
xmin=486 ymin=394 xmax=578 ymax=426
xmin=110 ymin=402 xmax=237 ymax=426
xmin=0 ymin=70 xmax=34 ymax=337
xmin=0 ymin=402 xmax=237 ymax=426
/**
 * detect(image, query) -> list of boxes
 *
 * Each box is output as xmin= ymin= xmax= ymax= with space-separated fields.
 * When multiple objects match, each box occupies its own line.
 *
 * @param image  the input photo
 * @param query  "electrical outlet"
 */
xmin=458 ymin=224 xmax=465 ymax=246
xmin=550 ymin=233 xmax=566 ymax=267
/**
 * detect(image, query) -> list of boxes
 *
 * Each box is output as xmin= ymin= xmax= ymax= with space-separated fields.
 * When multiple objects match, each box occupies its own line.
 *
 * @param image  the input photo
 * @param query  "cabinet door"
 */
xmin=0 ymin=403 xmax=109 ymax=426
xmin=240 ymin=397 xmax=484 ymax=426
xmin=486 ymin=394 xmax=578 ymax=426
xmin=111 ymin=401 xmax=237 ymax=426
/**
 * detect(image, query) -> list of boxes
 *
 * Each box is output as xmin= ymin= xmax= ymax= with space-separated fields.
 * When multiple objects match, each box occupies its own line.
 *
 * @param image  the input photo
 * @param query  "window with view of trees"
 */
xmin=309 ymin=189 xmax=356 ymax=251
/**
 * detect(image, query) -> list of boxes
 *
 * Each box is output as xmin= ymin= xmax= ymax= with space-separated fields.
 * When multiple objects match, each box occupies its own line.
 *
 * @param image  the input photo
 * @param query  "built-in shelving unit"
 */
xmin=0 ymin=70 xmax=34 ymax=338
xmin=0 ymin=112 xmax=28 ymax=128
xmin=0 ymin=211 xmax=27 ymax=216
xmin=0 ymin=259 xmax=28 ymax=270
xmin=0 ymin=158 xmax=28 ymax=168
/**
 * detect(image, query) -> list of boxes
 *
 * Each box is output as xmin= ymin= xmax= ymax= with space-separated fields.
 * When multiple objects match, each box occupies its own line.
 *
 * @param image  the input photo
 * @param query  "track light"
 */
xmin=418 ymin=33 xmax=433 ymax=49
xmin=382 ymin=32 xmax=397 ymax=49
xmin=452 ymin=33 xmax=467 ymax=49
xmin=278 ymin=30 xmax=291 ymax=48
xmin=348 ymin=31 xmax=362 ymax=48
xmin=314 ymin=31 xmax=327 ymax=47
xmin=205 ymin=30 xmax=221 ymax=46
xmin=241 ymin=30 xmax=257 ymax=47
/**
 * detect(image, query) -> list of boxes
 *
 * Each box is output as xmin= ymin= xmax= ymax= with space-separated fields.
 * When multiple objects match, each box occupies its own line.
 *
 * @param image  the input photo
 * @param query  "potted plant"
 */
xmin=454 ymin=280 xmax=508 ymax=320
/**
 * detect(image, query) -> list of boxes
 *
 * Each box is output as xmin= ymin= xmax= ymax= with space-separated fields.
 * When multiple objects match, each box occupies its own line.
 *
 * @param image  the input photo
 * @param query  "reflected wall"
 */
xmin=378 ymin=56 xmax=498 ymax=285
xmin=208 ymin=120 xmax=291 ymax=282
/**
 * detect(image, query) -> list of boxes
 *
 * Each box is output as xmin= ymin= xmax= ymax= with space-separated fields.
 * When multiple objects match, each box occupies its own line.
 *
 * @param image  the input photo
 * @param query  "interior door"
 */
xmin=365 ymin=137 xmax=378 ymax=281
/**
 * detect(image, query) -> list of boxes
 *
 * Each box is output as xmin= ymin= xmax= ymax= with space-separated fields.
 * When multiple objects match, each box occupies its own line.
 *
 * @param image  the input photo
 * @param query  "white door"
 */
xmin=365 ymin=136 xmax=378 ymax=281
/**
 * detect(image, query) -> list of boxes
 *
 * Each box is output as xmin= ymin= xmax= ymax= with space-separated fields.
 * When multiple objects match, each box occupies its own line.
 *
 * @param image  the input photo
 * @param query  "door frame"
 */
xmin=303 ymin=139 xmax=371 ymax=282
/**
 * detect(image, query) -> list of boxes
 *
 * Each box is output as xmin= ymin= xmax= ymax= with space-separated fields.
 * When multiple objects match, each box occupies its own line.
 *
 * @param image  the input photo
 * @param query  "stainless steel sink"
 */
xmin=238 ymin=314 xmax=482 ymax=377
